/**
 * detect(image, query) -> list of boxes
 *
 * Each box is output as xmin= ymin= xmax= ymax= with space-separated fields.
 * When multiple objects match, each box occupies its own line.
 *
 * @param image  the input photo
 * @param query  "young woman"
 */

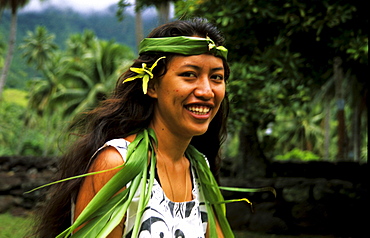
xmin=34 ymin=18 xmax=233 ymax=238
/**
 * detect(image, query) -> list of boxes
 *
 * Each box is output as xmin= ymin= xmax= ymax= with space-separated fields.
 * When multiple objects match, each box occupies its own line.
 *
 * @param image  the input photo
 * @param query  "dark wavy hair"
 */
xmin=33 ymin=18 xmax=229 ymax=238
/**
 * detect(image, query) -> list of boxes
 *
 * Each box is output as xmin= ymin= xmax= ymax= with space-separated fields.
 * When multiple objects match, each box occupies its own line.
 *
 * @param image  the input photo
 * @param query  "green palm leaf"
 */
xmin=186 ymin=145 xmax=234 ymax=238
xmin=61 ymin=129 xmax=156 ymax=237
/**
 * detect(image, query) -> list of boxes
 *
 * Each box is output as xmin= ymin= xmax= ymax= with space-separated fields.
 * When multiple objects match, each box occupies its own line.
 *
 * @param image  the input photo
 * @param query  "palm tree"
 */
xmin=66 ymin=30 xmax=96 ymax=60
xmin=49 ymin=38 xmax=134 ymax=117
xmin=19 ymin=26 xmax=59 ymax=115
xmin=0 ymin=0 xmax=30 ymax=97
xmin=20 ymin=26 xmax=58 ymax=72
xmin=27 ymin=52 xmax=68 ymax=115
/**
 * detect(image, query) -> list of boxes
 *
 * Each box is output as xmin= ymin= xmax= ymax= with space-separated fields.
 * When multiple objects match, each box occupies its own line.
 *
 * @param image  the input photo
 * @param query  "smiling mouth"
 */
xmin=185 ymin=105 xmax=211 ymax=115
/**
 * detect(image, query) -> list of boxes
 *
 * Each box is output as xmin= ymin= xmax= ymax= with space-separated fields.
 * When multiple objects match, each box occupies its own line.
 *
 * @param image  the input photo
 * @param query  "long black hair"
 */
xmin=33 ymin=18 xmax=229 ymax=238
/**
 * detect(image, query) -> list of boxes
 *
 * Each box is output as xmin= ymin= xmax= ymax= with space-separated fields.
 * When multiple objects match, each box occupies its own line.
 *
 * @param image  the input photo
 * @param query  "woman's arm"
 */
xmin=74 ymin=146 xmax=126 ymax=237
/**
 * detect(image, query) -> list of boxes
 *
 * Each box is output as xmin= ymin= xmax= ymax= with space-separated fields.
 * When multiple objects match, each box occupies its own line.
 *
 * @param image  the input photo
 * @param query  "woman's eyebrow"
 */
xmin=180 ymin=64 xmax=224 ymax=72
xmin=180 ymin=64 xmax=201 ymax=70
xmin=211 ymin=67 xmax=225 ymax=72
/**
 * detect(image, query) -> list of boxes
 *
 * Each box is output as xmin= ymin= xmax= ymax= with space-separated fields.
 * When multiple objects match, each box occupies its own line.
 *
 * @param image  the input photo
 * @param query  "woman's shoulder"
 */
xmin=90 ymin=146 xmax=124 ymax=173
xmin=95 ymin=134 xmax=137 ymax=164
xmin=87 ymin=135 xmax=137 ymax=191
xmin=91 ymin=136 xmax=134 ymax=172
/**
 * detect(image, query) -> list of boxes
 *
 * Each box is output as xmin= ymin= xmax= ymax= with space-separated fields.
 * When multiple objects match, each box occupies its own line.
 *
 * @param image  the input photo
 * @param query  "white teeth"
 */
xmin=186 ymin=106 xmax=210 ymax=115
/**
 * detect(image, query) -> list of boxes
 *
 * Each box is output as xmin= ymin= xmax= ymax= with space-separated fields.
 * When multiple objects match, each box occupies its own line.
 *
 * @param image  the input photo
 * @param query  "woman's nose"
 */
xmin=193 ymin=77 xmax=214 ymax=100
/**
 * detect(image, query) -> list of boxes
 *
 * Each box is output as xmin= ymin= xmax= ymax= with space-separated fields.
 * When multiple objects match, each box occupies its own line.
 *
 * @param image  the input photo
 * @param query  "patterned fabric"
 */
xmin=103 ymin=139 xmax=208 ymax=238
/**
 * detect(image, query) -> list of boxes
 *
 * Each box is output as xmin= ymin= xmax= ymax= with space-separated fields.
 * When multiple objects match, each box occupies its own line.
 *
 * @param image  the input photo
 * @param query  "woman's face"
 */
xmin=148 ymin=54 xmax=225 ymax=139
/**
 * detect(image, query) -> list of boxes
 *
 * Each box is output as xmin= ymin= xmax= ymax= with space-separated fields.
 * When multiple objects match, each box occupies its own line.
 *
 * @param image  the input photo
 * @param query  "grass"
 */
xmin=2 ymin=89 xmax=28 ymax=107
xmin=0 ymin=212 xmax=33 ymax=238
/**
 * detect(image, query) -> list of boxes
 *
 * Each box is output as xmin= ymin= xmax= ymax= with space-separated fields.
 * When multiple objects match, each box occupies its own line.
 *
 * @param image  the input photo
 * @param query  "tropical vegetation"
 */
xmin=0 ymin=0 xmax=368 ymax=174
xmin=174 ymin=0 xmax=368 ymax=177
xmin=1 ymin=20 xmax=135 ymax=156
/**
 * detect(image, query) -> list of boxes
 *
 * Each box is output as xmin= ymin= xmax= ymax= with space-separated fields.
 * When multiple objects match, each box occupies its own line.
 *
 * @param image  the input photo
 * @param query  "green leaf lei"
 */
xmin=28 ymin=128 xmax=275 ymax=237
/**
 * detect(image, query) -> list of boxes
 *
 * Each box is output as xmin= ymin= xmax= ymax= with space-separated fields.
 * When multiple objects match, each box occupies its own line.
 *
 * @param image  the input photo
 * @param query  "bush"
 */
xmin=274 ymin=148 xmax=320 ymax=162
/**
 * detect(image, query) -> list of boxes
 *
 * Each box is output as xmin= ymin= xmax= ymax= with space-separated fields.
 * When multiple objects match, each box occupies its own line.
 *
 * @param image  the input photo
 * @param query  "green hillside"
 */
xmin=0 ymin=6 xmax=158 ymax=89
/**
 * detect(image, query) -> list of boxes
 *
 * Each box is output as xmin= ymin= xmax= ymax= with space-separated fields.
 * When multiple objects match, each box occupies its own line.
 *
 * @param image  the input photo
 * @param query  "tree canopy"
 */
xmin=176 ymin=0 xmax=368 ymax=175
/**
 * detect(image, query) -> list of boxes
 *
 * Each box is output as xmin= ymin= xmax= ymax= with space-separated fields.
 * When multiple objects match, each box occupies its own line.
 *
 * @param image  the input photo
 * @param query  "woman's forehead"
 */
xmin=167 ymin=54 xmax=224 ymax=69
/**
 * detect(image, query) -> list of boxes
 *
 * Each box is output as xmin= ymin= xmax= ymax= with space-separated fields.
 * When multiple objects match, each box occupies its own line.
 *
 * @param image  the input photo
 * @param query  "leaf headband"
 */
xmin=123 ymin=36 xmax=228 ymax=94
xmin=139 ymin=36 xmax=228 ymax=60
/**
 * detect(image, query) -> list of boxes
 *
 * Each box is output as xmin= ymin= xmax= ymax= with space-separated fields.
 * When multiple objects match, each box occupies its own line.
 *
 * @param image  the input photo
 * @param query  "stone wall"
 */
xmin=0 ymin=156 xmax=57 ymax=215
xmin=221 ymin=161 xmax=368 ymax=237
xmin=0 ymin=156 xmax=368 ymax=237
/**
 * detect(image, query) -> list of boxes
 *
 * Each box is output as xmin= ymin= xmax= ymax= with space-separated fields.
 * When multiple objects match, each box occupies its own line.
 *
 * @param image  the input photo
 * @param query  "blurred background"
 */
xmin=0 ymin=0 xmax=368 ymax=237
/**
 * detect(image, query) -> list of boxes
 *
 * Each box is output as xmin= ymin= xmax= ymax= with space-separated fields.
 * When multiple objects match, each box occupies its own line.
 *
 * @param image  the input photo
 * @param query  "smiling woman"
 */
xmin=33 ymin=18 xmax=232 ymax=238
xmin=148 ymin=54 xmax=225 ymax=139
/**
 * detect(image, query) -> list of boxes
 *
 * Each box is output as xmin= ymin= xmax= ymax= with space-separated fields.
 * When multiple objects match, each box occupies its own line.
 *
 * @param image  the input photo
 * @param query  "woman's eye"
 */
xmin=212 ymin=74 xmax=224 ymax=81
xmin=181 ymin=72 xmax=196 ymax=78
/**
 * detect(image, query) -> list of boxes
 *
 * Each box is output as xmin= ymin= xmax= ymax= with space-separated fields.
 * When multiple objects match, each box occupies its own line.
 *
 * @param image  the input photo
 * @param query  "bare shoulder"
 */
xmin=91 ymin=134 xmax=136 ymax=172
xmin=74 ymin=145 xmax=126 ymax=221
xmin=90 ymin=146 xmax=125 ymax=172
xmin=88 ymin=146 xmax=125 ymax=192
xmin=87 ymin=136 xmax=136 ymax=190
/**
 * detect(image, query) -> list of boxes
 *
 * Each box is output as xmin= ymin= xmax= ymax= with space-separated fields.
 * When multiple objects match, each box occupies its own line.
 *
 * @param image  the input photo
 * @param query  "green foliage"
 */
xmin=49 ymin=34 xmax=135 ymax=117
xmin=0 ymin=89 xmax=67 ymax=156
xmin=345 ymin=35 xmax=368 ymax=63
xmin=223 ymin=133 xmax=239 ymax=159
xmin=361 ymin=133 xmax=367 ymax=161
xmin=19 ymin=27 xmax=135 ymax=118
xmin=1 ymin=1 xmax=367 ymax=163
xmin=116 ymin=0 xmax=131 ymax=21
xmin=19 ymin=25 xmax=58 ymax=71
xmin=275 ymin=148 xmax=320 ymax=162
xmin=271 ymin=103 xmax=325 ymax=156
xmin=0 ymin=89 xmax=26 ymax=155
xmin=227 ymin=62 xmax=280 ymax=132
xmin=0 ymin=7 xmax=158 ymax=89
xmin=177 ymin=0 xmax=368 ymax=163
xmin=0 ymin=14 xmax=138 ymax=156
xmin=0 ymin=100 xmax=24 ymax=155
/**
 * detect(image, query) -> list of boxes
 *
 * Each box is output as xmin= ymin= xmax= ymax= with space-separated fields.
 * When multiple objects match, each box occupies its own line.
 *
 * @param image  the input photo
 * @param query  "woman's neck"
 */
xmin=149 ymin=122 xmax=191 ymax=162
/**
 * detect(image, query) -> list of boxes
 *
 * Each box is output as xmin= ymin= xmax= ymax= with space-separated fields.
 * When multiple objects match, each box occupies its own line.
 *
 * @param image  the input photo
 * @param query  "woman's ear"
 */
xmin=147 ymin=80 xmax=158 ymax=98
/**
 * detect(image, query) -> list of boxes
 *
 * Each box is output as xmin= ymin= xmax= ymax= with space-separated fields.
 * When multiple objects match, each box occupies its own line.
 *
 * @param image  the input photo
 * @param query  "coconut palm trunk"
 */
xmin=0 ymin=0 xmax=30 ymax=97
xmin=156 ymin=1 xmax=170 ymax=25
xmin=135 ymin=0 xmax=144 ymax=50
xmin=0 ymin=7 xmax=17 ymax=96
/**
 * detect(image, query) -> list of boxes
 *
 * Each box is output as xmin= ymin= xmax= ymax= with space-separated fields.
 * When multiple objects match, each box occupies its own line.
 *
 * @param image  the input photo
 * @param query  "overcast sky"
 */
xmin=22 ymin=0 xmax=133 ymax=13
